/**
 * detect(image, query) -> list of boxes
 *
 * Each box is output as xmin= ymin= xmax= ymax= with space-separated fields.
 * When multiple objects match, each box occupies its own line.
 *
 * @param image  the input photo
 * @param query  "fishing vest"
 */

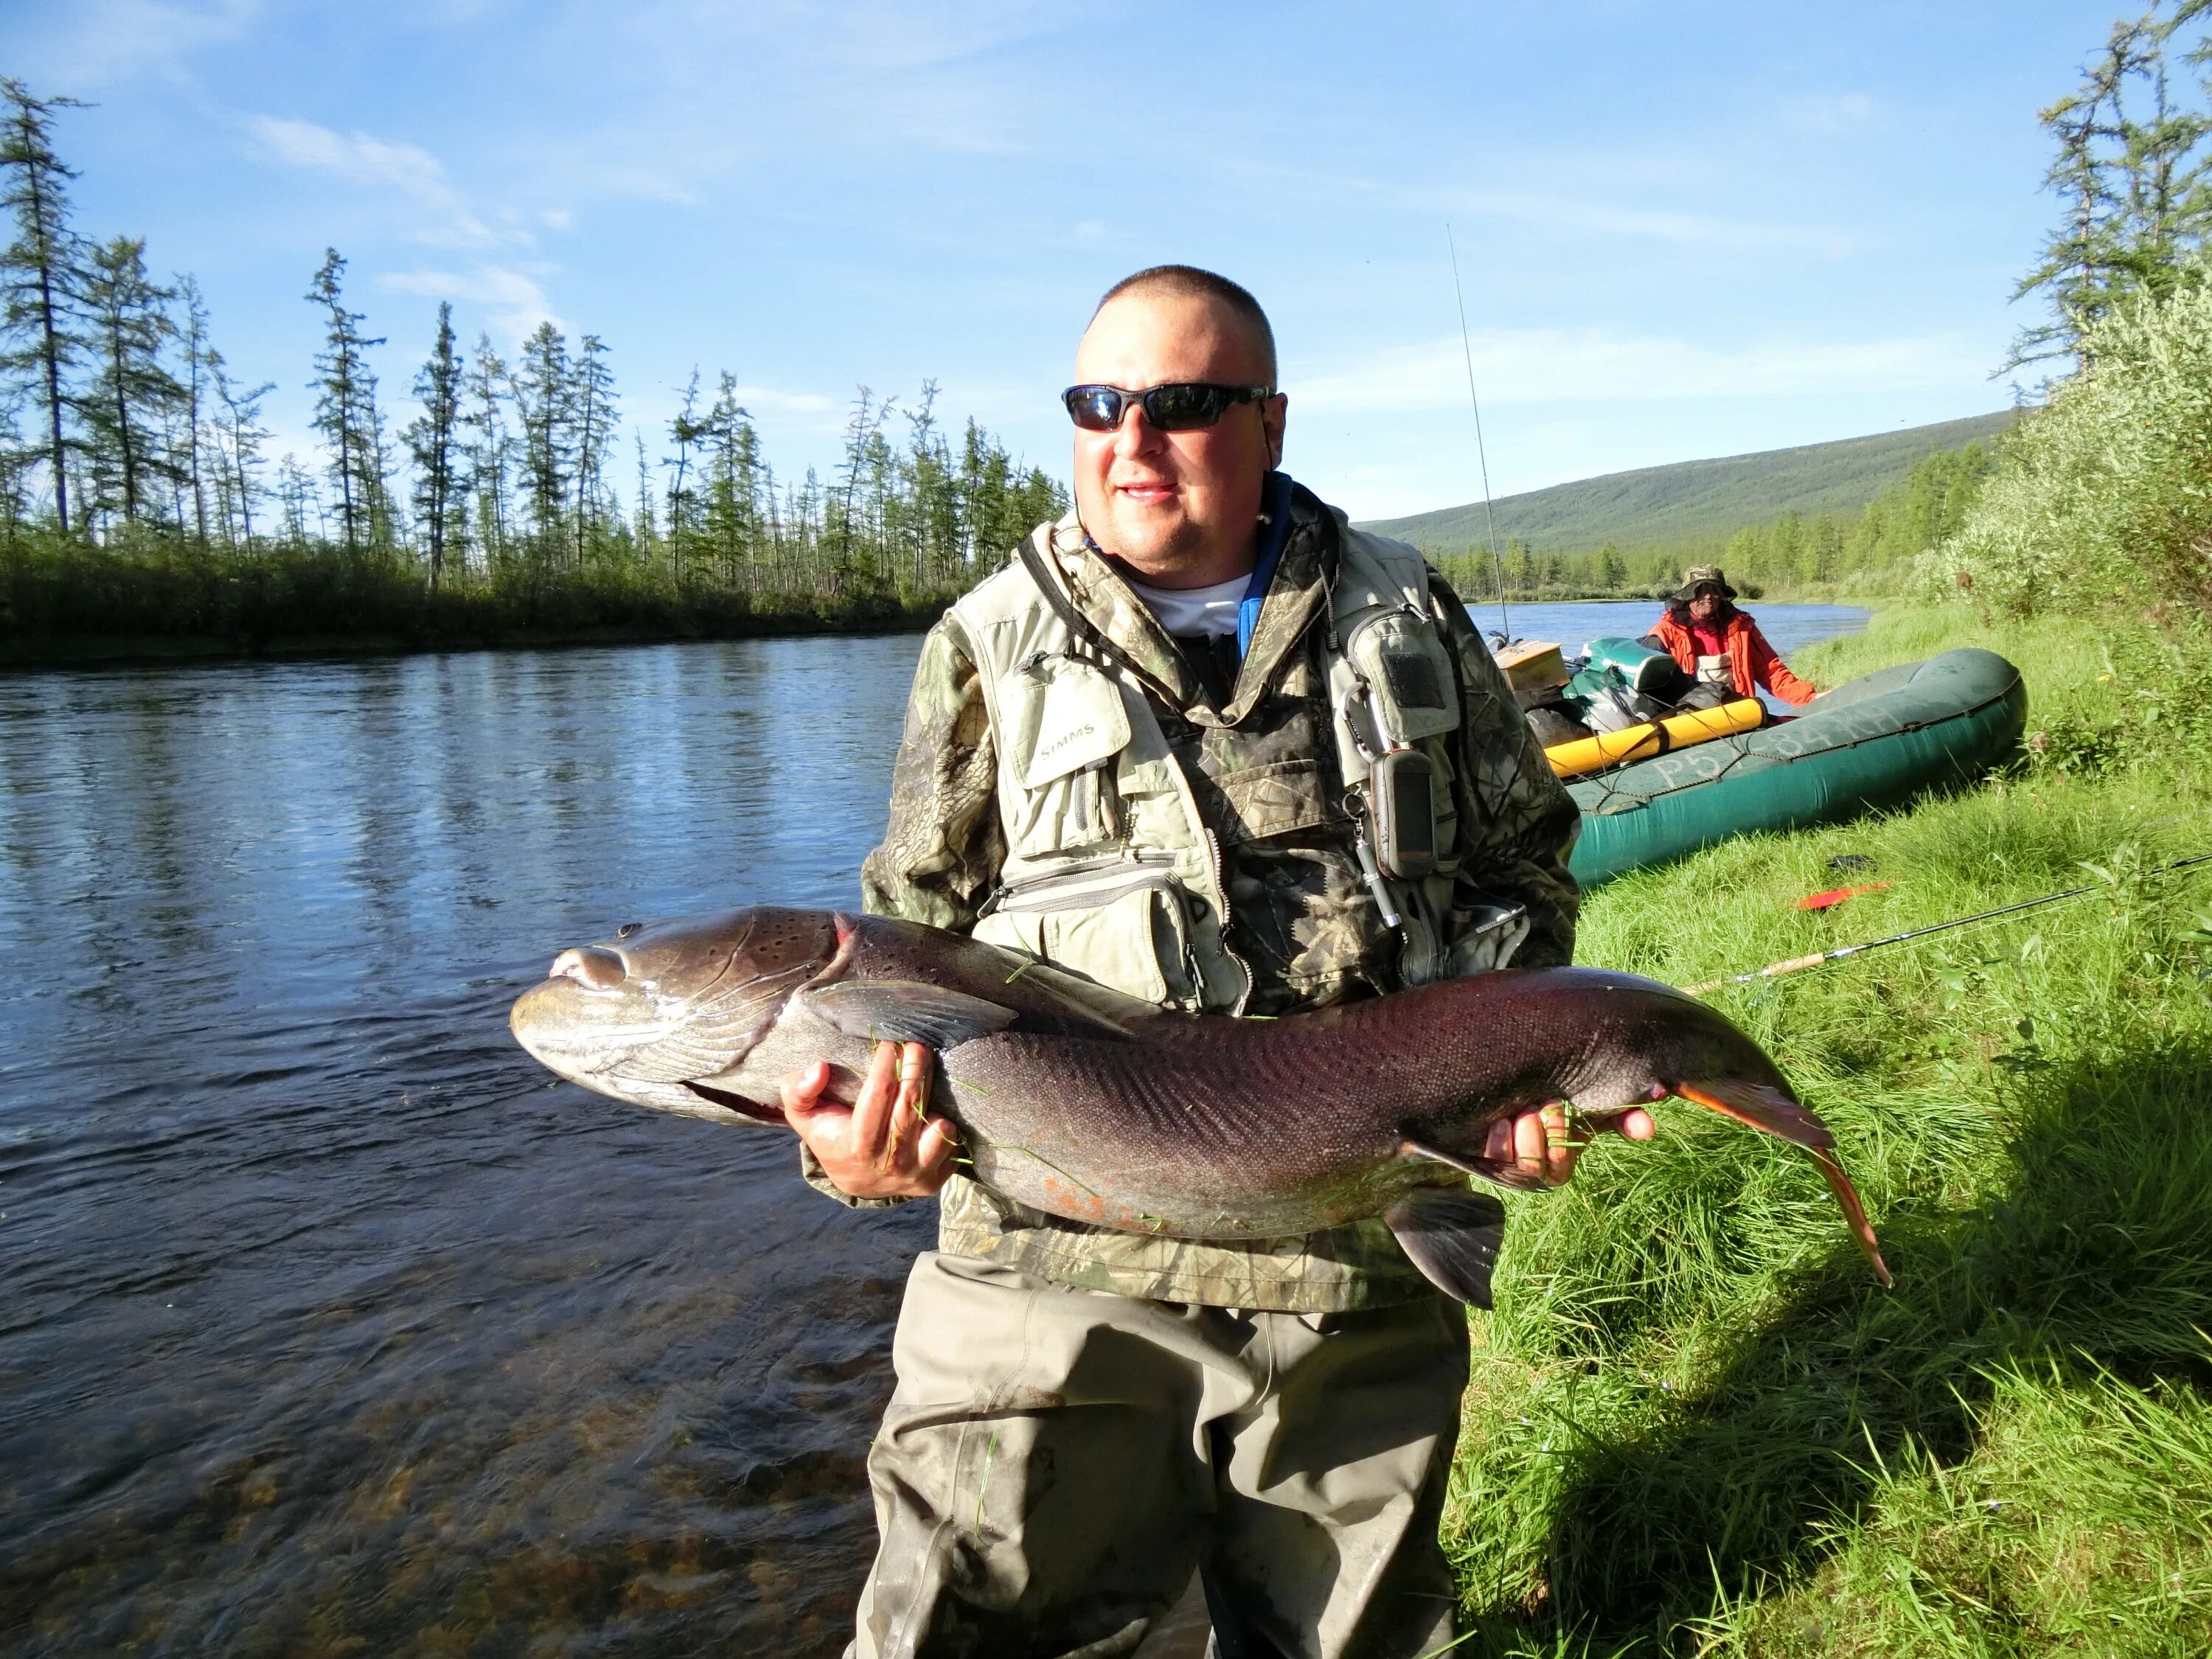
xmin=951 ymin=509 xmax=1506 ymax=1012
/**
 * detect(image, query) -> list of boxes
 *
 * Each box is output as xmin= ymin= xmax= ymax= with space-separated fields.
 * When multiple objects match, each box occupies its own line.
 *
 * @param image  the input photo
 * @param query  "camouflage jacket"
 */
xmin=807 ymin=479 xmax=1582 ymax=1312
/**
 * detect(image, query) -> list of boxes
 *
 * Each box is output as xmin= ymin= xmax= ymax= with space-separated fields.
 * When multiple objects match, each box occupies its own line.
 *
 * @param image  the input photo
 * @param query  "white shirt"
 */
xmin=1124 ymin=573 xmax=1248 ymax=639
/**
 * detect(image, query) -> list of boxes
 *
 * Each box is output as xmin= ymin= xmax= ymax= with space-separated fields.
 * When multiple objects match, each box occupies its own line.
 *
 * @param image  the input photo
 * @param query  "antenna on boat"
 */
xmin=1447 ymin=223 xmax=1511 ymax=643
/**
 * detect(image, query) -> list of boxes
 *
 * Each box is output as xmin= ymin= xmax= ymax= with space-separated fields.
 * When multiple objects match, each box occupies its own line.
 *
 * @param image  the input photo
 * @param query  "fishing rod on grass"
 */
xmin=1446 ymin=223 xmax=1512 ymax=644
xmin=1683 ymin=849 xmax=2212 ymax=996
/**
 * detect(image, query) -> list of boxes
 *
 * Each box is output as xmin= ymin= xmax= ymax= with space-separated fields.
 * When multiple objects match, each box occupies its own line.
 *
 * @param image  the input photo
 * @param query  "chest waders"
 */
xmin=952 ymin=512 xmax=1528 ymax=1011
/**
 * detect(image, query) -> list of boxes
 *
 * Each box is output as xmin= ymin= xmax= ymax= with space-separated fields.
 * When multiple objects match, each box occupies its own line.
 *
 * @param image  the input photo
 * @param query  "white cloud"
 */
xmin=243 ymin=114 xmax=505 ymax=249
xmin=1294 ymin=327 xmax=1994 ymax=414
xmin=380 ymin=265 xmax=562 ymax=344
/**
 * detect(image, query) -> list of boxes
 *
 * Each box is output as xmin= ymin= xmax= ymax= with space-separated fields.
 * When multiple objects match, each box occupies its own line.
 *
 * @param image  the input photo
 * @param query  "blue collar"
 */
xmin=1236 ymin=472 xmax=1295 ymax=661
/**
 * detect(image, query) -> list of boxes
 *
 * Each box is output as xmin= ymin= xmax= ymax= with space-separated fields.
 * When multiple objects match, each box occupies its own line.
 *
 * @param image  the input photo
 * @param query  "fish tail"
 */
xmin=1675 ymin=1077 xmax=1891 ymax=1287
xmin=1807 ymin=1144 xmax=1894 ymax=1287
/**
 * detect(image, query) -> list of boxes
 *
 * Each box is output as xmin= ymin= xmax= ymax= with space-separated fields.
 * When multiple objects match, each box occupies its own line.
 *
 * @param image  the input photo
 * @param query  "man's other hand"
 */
xmin=783 ymin=1039 xmax=961 ymax=1200
xmin=1484 ymin=1102 xmax=1656 ymax=1188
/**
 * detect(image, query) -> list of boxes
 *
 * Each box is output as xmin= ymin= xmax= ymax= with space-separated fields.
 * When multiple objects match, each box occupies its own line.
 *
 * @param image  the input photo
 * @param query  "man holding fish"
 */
xmin=787 ymin=267 xmax=1650 ymax=1658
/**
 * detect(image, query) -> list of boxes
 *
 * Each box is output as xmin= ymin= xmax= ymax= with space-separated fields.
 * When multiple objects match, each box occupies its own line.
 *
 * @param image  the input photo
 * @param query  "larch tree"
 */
xmin=700 ymin=371 xmax=764 ymax=591
xmin=2012 ymin=4 xmax=2212 ymax=373
xmin=404 ymin=301 xmax=465 ymax=592
xmin=305 ymin=248 xmax=390 ymax=568
xmin=510 ymin=320 xmax=572 ymax=574
xmin=80 ymin=235 xmax=183 ymax=528
xmin=631 ymin=430 xmax=656 ymax=549
xmin=570 ymin=333 xmax=616 ymax=569
xmin=209 ymin=352 xmax=273 ymax=551
xmin=462 ymin=332 xmax=513 ymax=571
xmin=664 ymin=369 xmax=705 ymax=588
xmin=175 ymin=274 xmax=213 ymax=542
xmin=0 ymin=80 xmax=87 ymax=533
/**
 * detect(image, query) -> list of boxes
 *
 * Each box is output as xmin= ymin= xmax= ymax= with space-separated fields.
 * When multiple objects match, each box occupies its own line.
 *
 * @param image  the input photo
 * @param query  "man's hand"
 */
xmin=1483 ymin=1102 xmax=1656 ymax=1187
xmin=783 ymin=1040 xmax=961 ymax=1200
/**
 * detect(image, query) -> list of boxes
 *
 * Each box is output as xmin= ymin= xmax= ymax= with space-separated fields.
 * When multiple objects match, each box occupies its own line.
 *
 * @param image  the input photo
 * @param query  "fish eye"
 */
xmin=617 ymin=922 xmax=640 ymax=939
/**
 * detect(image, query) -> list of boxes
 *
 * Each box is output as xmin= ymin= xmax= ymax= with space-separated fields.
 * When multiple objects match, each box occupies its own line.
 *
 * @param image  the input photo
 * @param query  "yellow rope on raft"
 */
xmin=1543 ymin=697 xmax=1767 ymax=779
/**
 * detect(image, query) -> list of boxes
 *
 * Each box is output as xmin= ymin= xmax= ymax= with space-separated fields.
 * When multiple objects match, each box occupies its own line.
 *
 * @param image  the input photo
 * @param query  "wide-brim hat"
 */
xmin=1674 ymin=565 xmax=1737 ymax=602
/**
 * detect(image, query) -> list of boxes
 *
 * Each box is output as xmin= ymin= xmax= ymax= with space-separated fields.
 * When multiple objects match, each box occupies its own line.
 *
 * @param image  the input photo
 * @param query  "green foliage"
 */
xmin=1441 ymin=604 xmax=2212 ymax=1655
xmin=0 ymin=83 xmax=1069 ymax=654
xmin=2010 ymin=1 xmax=2212 ymax=374
xmin=1938 ymin=270 xmax=2212 ymax=616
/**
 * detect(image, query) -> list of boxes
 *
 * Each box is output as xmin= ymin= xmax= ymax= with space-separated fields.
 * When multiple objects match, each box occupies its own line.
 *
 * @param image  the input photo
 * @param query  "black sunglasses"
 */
xmin=1062 ymin=382 xmax=1273 ymax=432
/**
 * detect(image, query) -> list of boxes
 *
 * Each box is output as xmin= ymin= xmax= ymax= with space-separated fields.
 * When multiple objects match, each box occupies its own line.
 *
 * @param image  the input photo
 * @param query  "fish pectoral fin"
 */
xmin=797 ymin=980 xmax=1018 ymax=1051
xmin=1385 ymin=1185 xmax=1509 ymax=1308
xmin=1673 ymin=1077 xmax=1835 ymax=1150
xmin=1399 ymin=1136 xmax=1549 ymax=1192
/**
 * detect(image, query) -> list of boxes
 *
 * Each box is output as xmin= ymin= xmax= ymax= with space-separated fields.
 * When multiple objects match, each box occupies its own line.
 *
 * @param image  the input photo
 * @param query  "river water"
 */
xmin=0 ymin=602 xmax=1867 ymax=1657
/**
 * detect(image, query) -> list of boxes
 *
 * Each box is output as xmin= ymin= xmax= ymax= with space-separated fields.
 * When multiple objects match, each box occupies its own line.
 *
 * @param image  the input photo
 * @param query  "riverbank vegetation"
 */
xmin=1445 ymin=605 xmax=2212 ymax=1654
xmin=1441 ymin=8 xmax=2212 ymax=1646
xmin=0 ymin=83 xmax=1066 ymax=661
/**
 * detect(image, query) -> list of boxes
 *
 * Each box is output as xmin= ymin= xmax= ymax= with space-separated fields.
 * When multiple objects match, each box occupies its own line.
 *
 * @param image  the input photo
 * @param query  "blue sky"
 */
xmin=2 ymin=0 xmax=2126 ymax=519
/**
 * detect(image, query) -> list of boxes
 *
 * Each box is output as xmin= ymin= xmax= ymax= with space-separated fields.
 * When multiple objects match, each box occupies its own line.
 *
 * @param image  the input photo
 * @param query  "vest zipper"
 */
xmin=1200 ymin=827 xmax=1253 ymax=1015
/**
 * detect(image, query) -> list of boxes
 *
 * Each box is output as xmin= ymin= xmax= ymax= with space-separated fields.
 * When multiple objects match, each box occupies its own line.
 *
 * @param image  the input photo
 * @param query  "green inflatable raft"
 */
xmin=1566 ymin=648 xmax=2028 ymax=887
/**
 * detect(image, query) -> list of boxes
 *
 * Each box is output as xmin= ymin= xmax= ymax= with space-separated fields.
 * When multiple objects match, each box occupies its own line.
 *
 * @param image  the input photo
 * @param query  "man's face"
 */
xmin=1070 ymin=290 xmax=1287 ymax=586
xmin=1688 ymin=591 xmax=1723 ymax=623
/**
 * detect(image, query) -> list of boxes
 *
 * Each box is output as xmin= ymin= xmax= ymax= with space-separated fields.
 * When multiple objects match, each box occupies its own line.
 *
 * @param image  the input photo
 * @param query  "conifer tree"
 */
xmin=0 ymin=80 xmax=87 ymax=532
xmin=462 ymin=333 xmax=513 ymax=570
xmin=209 ymin=355 xmax=272 ymax=550
xmin=175 ymin=274 xmax=214 ymax=542
xmin=404 ymin=302 xmax=466 ymax=591
xmin=632 ymin=430 xmax=656 ymax=550
xmin=664 ymin=369 xmax=705 ymax=588
xmin=305 ymin=248 xmax=389 ymax=566
xmin=511 ymin=321 xmax=572 ymax=573
xmin=700 ymin=372 xmax=765 ymax=592
xmin=275 ymin=452 xmax=313 ymax=550
xmin=570 ymin=332 xmax=616 ymax=568
xmin=2011 ymin=4 xmax=2212 ymax=371
xmin=80 ymin=235 xmax=184 ymax=527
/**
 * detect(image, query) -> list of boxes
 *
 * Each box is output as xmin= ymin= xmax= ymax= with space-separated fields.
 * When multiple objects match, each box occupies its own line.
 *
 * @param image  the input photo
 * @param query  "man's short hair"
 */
xmin=1093 ymin=265 xmax=1278 ymax=383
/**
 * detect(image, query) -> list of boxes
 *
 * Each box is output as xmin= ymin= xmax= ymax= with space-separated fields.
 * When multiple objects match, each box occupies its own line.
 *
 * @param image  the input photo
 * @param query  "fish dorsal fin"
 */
xmin=1399 ymin=1135 xmax=1548 ymax=1192
xmin=1384 ymin=1185 xmax=1509 ymax=1307
xmin=797 ymin=980 xmax=1018 ymax=1050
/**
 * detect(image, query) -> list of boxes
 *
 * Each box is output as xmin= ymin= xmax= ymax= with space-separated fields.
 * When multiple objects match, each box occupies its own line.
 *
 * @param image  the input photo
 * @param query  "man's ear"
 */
xmin=1265 ymin=392 xmax=1288 ymax=469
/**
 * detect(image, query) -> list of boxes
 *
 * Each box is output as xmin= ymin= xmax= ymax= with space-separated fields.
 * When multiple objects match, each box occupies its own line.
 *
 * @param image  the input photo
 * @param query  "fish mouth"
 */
xmin=510 ymin=914 xmax=841 ymax=1119
xmin=509 ymin=987 xmax=783 ymax=1124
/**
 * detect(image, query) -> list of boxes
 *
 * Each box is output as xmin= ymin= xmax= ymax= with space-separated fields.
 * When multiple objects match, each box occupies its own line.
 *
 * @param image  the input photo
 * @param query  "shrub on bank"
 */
xmin=1933 ymin=271 xmax=2212 ymax=616
xmin=1443 ymin=606 xmax=2212 ymax=1654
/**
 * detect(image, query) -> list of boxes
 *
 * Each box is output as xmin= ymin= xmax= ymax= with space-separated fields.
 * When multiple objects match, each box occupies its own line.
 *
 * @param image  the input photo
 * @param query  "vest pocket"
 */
xmin=973 ymin=878 xmax=1195 ymax=1009
xmin=1344 ymin=611 xmax=1459 ymax=745
xmin=997 ymin=656 xmax=1134 ymax=858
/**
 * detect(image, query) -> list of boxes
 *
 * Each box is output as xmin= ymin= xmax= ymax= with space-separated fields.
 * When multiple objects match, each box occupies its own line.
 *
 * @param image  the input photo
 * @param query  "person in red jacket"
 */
xmin=1644 ymin=566 xmax=1818 ymax=709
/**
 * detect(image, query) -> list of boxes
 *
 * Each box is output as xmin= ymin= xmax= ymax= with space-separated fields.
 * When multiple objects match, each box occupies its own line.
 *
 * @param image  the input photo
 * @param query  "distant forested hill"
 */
xmin=1360 ymin=411 xmax=2016 ymax=554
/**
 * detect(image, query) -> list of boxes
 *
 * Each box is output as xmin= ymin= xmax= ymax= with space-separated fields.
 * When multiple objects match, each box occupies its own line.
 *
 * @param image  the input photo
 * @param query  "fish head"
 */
xmin=509 ymin=905 xmax=844 ymax=1122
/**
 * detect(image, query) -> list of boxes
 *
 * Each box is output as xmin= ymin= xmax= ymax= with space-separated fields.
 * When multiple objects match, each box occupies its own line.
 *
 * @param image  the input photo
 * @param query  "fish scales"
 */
xmin=510 ymin=906 xmax=1893 ymax=1303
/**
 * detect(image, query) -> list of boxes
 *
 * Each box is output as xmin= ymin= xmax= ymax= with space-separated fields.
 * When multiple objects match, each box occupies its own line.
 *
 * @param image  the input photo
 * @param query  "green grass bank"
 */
xmin=1444 ymin=602 xmax=2212 ymax=1655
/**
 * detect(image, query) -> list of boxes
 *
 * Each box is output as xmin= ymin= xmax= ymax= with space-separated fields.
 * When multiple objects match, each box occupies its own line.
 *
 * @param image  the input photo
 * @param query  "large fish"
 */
xmin=509 ymin=906 xmax=1890 ymax=1304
